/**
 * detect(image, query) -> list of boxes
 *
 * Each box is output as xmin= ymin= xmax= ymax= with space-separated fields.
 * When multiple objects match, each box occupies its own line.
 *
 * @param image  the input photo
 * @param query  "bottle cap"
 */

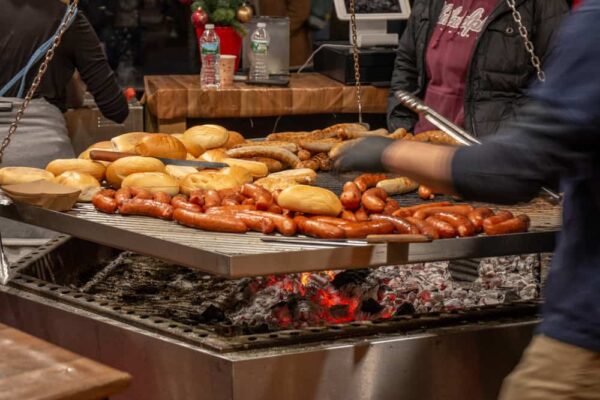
xmin=257 ymin=22 xmax=266 ymax=28
xmin=205 ymin=24 xmax=214 ymax=29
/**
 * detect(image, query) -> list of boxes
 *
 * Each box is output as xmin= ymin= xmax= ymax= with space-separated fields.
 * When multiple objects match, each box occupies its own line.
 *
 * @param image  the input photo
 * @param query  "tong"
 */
xmin=394 ymin=90 xmax=562 ymax=204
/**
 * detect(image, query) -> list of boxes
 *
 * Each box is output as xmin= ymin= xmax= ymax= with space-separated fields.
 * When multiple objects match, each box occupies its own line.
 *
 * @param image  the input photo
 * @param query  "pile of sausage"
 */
xmin=91 ymin=175 xmax=531 ymax=239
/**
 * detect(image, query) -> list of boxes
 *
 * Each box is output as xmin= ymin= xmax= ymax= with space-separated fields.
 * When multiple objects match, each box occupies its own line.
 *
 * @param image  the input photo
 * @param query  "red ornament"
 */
xmin=191 ymin=8 xmax=209 ymax=27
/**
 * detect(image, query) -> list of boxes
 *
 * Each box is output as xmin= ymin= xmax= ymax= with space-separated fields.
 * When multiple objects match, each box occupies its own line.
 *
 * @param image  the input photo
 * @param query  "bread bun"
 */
xmin=268 ymin=168 xmax=317 ymax=185
xmin=183 ymin=125 xmax=229 ymax=150
xmin=134 ymin=134 xmax=187 ymax=160
xmin=277 ymin=185 xmax=342 ymax=217
xmin=241 ymin=157 xmax=283 ymax=172
xmin=224 ymin=130 xmax=245 ymax=149
xmin=222 ymin=158 xmax=268 ymax=178
xmin=221 ymin=165 xmax=252 ymax=185
xmin=165 ymin=165 xmax=198 ymax=180
xmin=121 ymin=172 xmax=180 ymax=195
xmin=0 ymin=167 xmax=54 ymax=186
xmin=111 ymin=132 xmax=147 ymax=153
xmin=54 ymin=171 xmax=101 ymax=202
xmin=254 ymin=176 xmax=298 ymax=192
xmin=172 ymin=133 xmax=205 ymax=158
xmin=46 ymin=159 xmax=106 ymax=181
xmin=105 ymin=156 xmax=166 ymax=188
xmin=198 ymin=148 xmax=227 ymax=162
xmin=180 ymin=171 xmax=239 ymax=195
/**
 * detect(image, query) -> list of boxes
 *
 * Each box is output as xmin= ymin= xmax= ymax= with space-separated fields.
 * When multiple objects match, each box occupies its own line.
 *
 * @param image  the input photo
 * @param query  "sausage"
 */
xmin=339 ymin=220 xmax=395 ymax=238
xmin=241 ymin=211 xmax=297 ymax=236
xmin=424 ymin=216 xmax=457 ymax=238
xmin=130 ymin=187 xmax=153 ymax=200
xmin=392 ymin=202 xmax=452 ymax=218
xmin=201 ymin=190 xmax=221 ymax=209
xmin=354 ymin=173 xmax=387 ymax=192
xmin=173 ymin=209 xmax=248 ymax=233
xmin=483 ymin=210 xmax=514 ymax=231
xmin=294 ymin=216 xmax=346 ymax=239
xmin=297 ymin=149 xmax=311 ymax=161
xmin=361 ymin=187 xmax=388 ymax=213
xmin=205 ymin=205 xmax=256 ymax=214
xmin=376 ymin=177 xmax=419 ymax=195
xmin=221 ymin=196 xmax=241 ymax=206
xmin=432 ymin=211 xmax=476 ymax=237
xmin=153 ymin=192 xmax=172 ymax=204
xmin=412 ymin=205 xmax=475 ymax=220
xmin=118 ymin=199 xmax=174 ymax=220
xmin=188 ymin=189 xmax=205 ymax=206
xmin=406 ymin=217 xmax=440 ymax=240
xmin=340 ymin=182 xmax=362 ymax=210
xmin=267 ymin=204 xmax=283 ymax=214
xmin=234 ymin=213 xmax=276 ymax=234
xmin=340 ymin=209 xmax=357 ymax=222
xmin=370 ymin=214 xmax=420 ymax=235
xmin=484 ymin=215 xmax=530 ymax=236
xmin=309 ymin=216 xmax=348 ymax=226
xmin=226 ymin=146 xmax=301 ymax=168
xmin=418 ymin=185 xmax=435 ymax=200
xmin=355 ymin=207 xmax=369 ymax=221
xmin=171 ymin=195 xmax=202 ymax=213
xmin=314 ymin=152 xmax=332 ymax=171
xmin=383 ymin=198 xmax=400 ymax=215
xmin=241 ymin=183 xmax=273 ymax=211
xmin=242 ymin=198 xmax=256 ymax=206
xmin=115 ymin=187 xmax=132 ymax=205
xmin=296 ymin=157 xmax=320 ymax=171
xmin=218 ymin=188 xmax=245 ymax=206
xmin=92 ymin=190 xmax=118 ymax=214
xmin=467 ymin=208 xmax=494 ymax=232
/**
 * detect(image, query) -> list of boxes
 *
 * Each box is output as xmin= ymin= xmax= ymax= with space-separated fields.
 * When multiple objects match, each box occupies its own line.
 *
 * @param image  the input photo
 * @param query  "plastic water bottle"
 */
xmin=249 ymin=22 xmax=270 ymax=81
xmin=200 ymin=24 xmax=220 ymax=88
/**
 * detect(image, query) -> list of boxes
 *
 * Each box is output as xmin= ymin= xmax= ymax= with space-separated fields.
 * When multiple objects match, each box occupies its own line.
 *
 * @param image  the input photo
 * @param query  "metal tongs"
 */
xmin=394 ymin=90 xmax=562 ymax=204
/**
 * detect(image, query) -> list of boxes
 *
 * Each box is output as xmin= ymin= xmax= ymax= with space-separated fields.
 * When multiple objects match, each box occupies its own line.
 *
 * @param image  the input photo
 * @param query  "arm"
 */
xmin=387 ymin=0 xmax=427 ymax=132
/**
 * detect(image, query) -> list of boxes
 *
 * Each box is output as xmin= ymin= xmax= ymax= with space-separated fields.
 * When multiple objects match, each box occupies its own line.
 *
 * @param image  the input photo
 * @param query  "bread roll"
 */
xmin=105 ymin=156 xmax=166 ymax=188
xmin=54 ymin=171 xmax=101 ymax=202
xmin=376 ymin=177 xmax=418 ymax=195
xmin=0 ymin=167 xmax=54 ymax=186
xmin=135 ymin=134 xmax=187 ymax=160
xmin=198 ymin=148 xmax=227 ymax=162
xmin=277 ymin=185 xmax=342 ymax=217
xmin=122 ymin=172 xmax=180 ymax=196
xmin=224 ymin=131 xmax=245 ymax=149
xmin=221 ymin=165 xmax=252 ymax=185
xmin=173 ymin=133 xmax=205 ymax=158
xmin=183 ymin=125 xmax=229 ymax=150
xmin=111 ymin=132 xmax=147 ymax=153
xmin=180 ymin=171 xmax=239 ymax=195
xmin=165 ymin=165 xmax=198 ymax=180
xmin=46 ymin=159 xmax=106 ymax=181
xmin=254 ymin=176 xmax=298 ymax=192
xmin=241 ymin=157 xmax=284 ymax=172
xmin=222 ymin=158 xmax=268 ymax=178
xmin=268 ymin=168 xmax=317 ymax=185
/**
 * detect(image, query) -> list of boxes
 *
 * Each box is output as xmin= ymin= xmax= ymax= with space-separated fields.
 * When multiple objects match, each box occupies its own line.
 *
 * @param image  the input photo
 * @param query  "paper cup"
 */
xmin=220 ymin=55 xmax=236 ymax=87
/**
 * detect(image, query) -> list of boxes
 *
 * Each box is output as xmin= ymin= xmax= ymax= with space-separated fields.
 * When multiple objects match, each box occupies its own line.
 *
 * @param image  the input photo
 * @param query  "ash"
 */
xmin=80 ymin=252 xmax=539 ymax=335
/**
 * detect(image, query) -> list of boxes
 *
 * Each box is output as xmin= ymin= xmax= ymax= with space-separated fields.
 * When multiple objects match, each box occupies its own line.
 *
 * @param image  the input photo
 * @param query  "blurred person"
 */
xmin=388 ymin=0 xmax=567 ymax=138
xmin=336 ymin=2 xmax=600 ymax=398
xmin=259 ymin=0 xmax=312 ymax=68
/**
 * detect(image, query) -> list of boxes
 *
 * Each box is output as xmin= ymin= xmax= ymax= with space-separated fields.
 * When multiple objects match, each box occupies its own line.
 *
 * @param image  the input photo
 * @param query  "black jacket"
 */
xmin=387 ymin=0 xmax=568 ymax=138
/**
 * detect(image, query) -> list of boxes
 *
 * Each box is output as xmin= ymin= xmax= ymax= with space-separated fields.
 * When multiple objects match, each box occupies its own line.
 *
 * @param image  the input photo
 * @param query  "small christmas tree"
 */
xmin=190 ymin=0 xmax=253 ymax=34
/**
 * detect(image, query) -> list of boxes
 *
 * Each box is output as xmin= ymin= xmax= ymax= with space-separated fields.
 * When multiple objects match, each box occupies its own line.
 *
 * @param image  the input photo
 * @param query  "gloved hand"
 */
xmin=333 ymin=136 xmax=395 ymax=172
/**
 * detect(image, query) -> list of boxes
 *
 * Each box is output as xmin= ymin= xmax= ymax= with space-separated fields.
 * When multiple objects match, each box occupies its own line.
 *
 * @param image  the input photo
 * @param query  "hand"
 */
xmin=333 ymin=136 xmax=395 ymax=172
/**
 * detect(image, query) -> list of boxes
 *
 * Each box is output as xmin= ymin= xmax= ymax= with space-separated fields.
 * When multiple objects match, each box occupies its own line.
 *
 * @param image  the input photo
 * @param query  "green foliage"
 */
xmin=191 ymin=0 xmax=246 ymax=35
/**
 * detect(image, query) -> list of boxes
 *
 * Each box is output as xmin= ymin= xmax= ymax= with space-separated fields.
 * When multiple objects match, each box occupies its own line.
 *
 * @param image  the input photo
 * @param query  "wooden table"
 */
xmin=0 ymin=323 xmax=131 ymax=400
xmin=143 ymin=73 xmax=389 ymax=133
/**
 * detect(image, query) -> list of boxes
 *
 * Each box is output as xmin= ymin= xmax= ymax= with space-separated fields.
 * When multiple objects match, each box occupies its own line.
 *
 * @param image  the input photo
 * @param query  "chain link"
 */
xmin=506 ymin=0 xmax=545 ymax=82
xmin=0 ymin=1 xmax=79 ymax=164
xmin=349 ymin=0 xmax=363 ymax=125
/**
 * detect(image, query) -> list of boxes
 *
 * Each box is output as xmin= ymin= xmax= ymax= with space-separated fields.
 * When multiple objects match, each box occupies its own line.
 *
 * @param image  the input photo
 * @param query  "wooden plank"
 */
xmin=0 ymin=324 xmax=131 ymax=400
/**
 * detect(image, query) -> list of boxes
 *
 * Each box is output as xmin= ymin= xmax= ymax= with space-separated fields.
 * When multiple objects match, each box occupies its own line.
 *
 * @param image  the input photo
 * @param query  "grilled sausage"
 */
xmin=392 ymin=202 xmax=452 ymax=218
xmin=467 ymin=208 xmax=494 ymax=232
xmin=221 ymin=196 xmax=242 ymax=206
xmin=153 ymin=192 xmax=172 ymax=204
xmin=205 ymin=205 xmax=256 ymax=214
xmin=130 ymin=187 xmax=153 ymax=200
xmin=241 ymin=183 xmax=273 ymax=211
xmin=203 ymin=190 xmax=222 ymax=209
xmin=171 ymin=195 xmax=202 ymax=213
xmin=355 ymin=207 xmax=369 ymax=221
xmin=361 ymin=187 xmax=388 ymax=213
xmin=370 ymin=214 xmax=420 ymax=235
xmin=340 ymin=181 xmax=362 ymax=210
xmin=235 ymin=213 xmax=276 ymax=234
xmin=418 ymin=185 xmax=435 ymax=200
xmin=309 ymin=216 xmax=348 ymax=226
xmin=115 ymin=187 xmax=132 ymax=206
xmin=173 ymin=209 xmax=248 ymax=233
xmin=226 ymin=146 xmax=301 ymax=168
xmin=297 ymin=149 xmax=311 ymax=161
xmin=425 ymin=216 xmax=457 ymax=238
xmin=412 ymin=205 xmax=475 ymax=220
xmin=339 ymin=220 xmax=395 ymax=238
xmin=484 ymin=215 xmax=530 ymax=236
xmin=483 ymin=210 xmax=514 ymax=231
xmin=92 ymin=190 xmax=118 ymax=214
xmin=188 ymin=189 xmax=205 ymax=206
xmin=432 ymin=211 xmax=476 ymax=237
xmin=383 ymin=198 xmax=400 ymax=215
xmin=340 ymin=209 xmax=357 ymax=222
xmin=267 ymin=204 xmax=283 ymax=214
xmin=294 ymin=216 xmax=346 ymax=239
xmin=406 ymin=217 xmax=440 ymax=240
xmin=354 ymin=173 xmax=387 ymax=192
xmin=119 ymin=199 xmax=174 ymax=220
xmin=241 ymin=211 xmax=297 ymax=236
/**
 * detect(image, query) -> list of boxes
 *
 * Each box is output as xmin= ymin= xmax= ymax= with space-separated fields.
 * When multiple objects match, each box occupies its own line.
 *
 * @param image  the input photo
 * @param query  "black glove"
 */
xmin=333 ymin=136 xmax=394 ymax=172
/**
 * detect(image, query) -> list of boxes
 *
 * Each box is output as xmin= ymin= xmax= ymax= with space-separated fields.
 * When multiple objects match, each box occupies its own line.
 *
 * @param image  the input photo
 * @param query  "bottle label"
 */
xmin=201 ymin=42 xmax=219 ymax=55
xmin=251 ymin=40 xmax=269 ymax=55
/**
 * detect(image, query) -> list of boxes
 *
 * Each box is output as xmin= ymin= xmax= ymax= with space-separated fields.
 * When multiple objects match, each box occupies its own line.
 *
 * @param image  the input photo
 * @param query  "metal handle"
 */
xmin=90 ymin=150 xmax=136 ymax=162
xmin=0 ymin=230 xmax=11 ymax=285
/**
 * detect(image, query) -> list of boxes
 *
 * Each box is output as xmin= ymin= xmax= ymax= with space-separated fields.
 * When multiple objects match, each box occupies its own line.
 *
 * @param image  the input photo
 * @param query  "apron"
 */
xmin=0 ymin=4 xmax=78 ymax=239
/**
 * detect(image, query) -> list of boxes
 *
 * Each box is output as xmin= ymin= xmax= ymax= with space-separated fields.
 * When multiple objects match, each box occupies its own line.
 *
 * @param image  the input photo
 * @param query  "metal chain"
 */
xmin=349 ymin=0 xmax=363 ymax=124
xmin=506 ymin=0 xmax=545 ymax=82
xmin=0 ymin=1 xmax=79 ymax=164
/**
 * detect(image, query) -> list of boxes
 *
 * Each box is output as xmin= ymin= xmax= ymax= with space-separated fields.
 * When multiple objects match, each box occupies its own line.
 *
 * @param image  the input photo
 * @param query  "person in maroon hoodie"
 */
xmin=388 ymin=0 xmax=568 ymax=138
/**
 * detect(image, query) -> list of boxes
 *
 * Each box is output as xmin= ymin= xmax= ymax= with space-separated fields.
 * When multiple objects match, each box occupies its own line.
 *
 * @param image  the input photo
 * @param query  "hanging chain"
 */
xmin=349 ymin=0 xmax=363 ymax=124
xmin=0 ymin=1 xmax=79 ymax=164
xmin=506 ymin=0 xmax=545 ymax=82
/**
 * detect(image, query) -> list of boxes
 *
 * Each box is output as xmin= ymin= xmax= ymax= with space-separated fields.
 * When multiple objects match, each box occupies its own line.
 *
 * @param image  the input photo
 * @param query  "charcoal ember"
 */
xmin=329 ymin=304 xmax=350 ymax=320
xmin=503 ymin=290 xmax=521 ymax=303
xmin=360 ymin=298 xmax=384 ymax=314
xmin=198 ymin=304 xmax=226 ymax=323
xmin=331 ymin=269 xmax=370 ymax=289
xmin=394 ymin=302 xmax=415 ymax=316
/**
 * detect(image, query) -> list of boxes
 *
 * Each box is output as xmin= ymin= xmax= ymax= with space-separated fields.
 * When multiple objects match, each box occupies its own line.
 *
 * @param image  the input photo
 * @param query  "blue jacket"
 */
xmin=452 ymin=2 xmax=600 ymax=352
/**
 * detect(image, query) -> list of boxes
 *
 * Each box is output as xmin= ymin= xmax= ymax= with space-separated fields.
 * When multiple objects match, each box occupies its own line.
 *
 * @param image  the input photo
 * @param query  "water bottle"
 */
xmin=249 ymin=22 xmax=270 ymax=81
xmin=200 ymin=24 xmax=220 ymax=88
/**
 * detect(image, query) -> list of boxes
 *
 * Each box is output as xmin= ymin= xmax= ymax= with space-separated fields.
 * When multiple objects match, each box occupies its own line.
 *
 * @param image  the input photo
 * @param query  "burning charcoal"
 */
xmin=199 ymin=304 xmax=226 ymax=323
xmin=331 ymin=269 xmax=370 ymax=289
xmin=329 ymin=304 xmax=350 ymax=320
xmin=360 ymin=298 xmax=384 ymax=314
xmin=394 ymin=302 xmax=415 ymax=316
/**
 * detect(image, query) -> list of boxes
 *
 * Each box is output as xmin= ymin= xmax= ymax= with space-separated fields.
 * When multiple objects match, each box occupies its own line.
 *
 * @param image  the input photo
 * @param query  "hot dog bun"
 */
xmin=121 ymin=172 xmax=180 ymax=196
xmin=221 ymin=165 xmax=253 ymax=185
xmin=134 ymin=134 xmax=187 ymax=160
xmin=224 ymin=131 xmax=245 ymax=149
xmin=111 ymin=132 xmax=147 ymax=153
xmin=106 ymin=156 xmax=166 ymax=188
xmin=46 ymin=159 xmax=106 ymax=181
xmin=268 ymin=168 xmax=317 ymax=185
xmin=0 ymin=167 xmax=54 ymax=186
xmin=254 ymin=176 xmax=298 ymax=192
xmin=183 ymin=124 xmax=229 ymax=150
xmin=165 ymin=165 xmax=198 ymax=180
xmin=277 ymin=185 xmax=342 ymax=217
xmin=222 ymin=158 xmax=269 ymax=178
xmin=172 ymin=133 xmax=205 ymax=158
xmin=179 ymin=171 xmax=239 ymax=195
xmin=54 ymin=171 xmax=101 ymax=202
xmin=198 ymin=148 xmax=227 ymax=162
